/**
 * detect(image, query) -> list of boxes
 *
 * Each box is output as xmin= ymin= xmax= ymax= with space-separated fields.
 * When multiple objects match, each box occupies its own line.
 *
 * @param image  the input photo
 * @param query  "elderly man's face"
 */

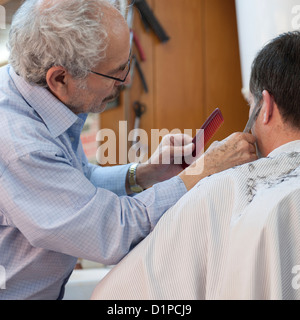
xmin=66 ymin=9 xmax=131 ymax=114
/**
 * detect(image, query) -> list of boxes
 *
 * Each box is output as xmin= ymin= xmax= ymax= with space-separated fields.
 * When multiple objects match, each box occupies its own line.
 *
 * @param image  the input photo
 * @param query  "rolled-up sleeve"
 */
xmin=87 ymin=162 xmax=131 ymax=196
xmin=0 ymin=149 xmax=187 ymax=265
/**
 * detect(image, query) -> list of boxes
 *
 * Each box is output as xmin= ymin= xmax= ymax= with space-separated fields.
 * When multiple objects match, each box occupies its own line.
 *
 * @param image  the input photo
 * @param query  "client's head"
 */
xmin=249 ymin=31 xmax=300 ymax=156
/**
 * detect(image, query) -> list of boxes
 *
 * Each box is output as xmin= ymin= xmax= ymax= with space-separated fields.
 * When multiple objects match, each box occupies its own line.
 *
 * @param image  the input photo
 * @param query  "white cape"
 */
xmin=92 ymin=144 xmax=300 ymax=300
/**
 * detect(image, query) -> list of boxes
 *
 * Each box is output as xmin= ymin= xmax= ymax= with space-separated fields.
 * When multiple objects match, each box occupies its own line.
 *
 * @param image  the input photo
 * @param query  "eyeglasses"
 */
xmin=90 ymin=58 xmax=131 ymax=83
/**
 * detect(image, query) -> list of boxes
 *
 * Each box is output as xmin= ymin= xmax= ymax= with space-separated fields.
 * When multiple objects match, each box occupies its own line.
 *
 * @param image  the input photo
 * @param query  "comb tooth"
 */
xmin=182 ymin=108 xmax=224 ymax=169
xmin=203 ymin=115 xmax=224 ymax=145
xmin=193 ymin=112 xmax=223 ymax=145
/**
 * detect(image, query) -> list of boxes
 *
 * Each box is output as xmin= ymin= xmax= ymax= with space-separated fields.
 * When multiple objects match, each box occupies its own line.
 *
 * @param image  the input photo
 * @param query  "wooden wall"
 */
xmin=1 ymin=0 xmax=249 ymax=165
xmin=100 ymin=0 xmax=249 ymax=165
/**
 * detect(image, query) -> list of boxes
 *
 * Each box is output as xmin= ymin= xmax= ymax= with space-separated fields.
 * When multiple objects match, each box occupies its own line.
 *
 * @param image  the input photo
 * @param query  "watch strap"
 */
xmin=129 ymin=163 xmax=144 ymax=193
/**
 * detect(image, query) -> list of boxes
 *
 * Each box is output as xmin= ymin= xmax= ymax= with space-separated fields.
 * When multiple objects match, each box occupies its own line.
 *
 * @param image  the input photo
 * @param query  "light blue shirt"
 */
xmin=0 ymin=65 xmax=187 ymax=300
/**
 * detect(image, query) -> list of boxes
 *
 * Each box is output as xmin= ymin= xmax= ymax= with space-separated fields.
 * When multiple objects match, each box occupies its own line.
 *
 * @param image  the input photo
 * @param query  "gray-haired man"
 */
xmin=0 ymin=0 xmax=256 ymax=299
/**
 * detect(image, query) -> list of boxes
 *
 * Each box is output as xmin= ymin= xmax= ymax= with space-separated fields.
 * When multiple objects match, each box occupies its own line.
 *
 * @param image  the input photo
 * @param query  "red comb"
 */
xmin=182 ymin=108 xmax=224 ymax=169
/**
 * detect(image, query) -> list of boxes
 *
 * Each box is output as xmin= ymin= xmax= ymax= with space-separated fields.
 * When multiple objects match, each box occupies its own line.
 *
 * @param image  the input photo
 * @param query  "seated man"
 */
xmin=91 ymin=31 xmax=300 ymax=300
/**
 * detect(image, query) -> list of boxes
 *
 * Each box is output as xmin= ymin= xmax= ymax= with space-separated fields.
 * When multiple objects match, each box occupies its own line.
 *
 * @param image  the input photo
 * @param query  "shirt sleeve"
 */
xmin=79 ymin=141 xmax=130 ymax=197
xmin=0 ymin=148 xmax=187 ymax=265
xmin=86 ymin=162 xmax=131 ymax=196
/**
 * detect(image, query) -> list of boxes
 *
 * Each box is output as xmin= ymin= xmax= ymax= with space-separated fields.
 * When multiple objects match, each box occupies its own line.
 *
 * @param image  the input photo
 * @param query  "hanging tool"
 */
xmin=127 ymin=55 xmax=149 ymax=93
xmin=133 ymin=55 xmax=148 ymax=93
xmin=124 ymin=2 xmax=135 ymax=124
xmin=134 ymin=0 xmax=170 ymax=43
xmin=127 ymin=2 xmax=135 ymax=47
xmin=132 ymin=101 xmax=147 ymax=149
xmin=131 ymin=29 xmax=147 ymax=62
xmin=133 ymin=101 xmax=147 ymax=133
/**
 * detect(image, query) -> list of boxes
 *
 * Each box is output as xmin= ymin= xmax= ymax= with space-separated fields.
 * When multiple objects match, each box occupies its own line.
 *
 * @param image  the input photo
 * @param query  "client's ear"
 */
xmin=262 ymin=90 xmax=274 ymax=125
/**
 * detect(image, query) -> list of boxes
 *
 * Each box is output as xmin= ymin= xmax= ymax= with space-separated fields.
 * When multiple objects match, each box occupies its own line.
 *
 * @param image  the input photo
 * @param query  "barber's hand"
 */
xmin=136 ymin=134 xmax=195 ymax=189
xmin=203 ymin=132 xmax=258 ymax=172
xmin=179 ymin=132 xmax=258 ymax=191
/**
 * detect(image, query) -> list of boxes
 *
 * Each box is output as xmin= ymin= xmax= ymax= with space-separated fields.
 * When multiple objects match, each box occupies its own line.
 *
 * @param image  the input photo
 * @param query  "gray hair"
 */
xmin=8 ymin=0 xmax=125 ymax=87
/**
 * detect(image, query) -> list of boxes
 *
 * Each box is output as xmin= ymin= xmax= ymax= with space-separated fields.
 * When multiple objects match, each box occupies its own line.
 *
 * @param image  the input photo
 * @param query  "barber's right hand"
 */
xmin=179 ymin=132 xmax=258 ymax=191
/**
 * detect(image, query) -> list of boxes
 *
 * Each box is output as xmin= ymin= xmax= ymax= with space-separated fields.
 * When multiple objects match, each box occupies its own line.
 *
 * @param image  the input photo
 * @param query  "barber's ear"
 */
xmin=262 ymin=90 xmax=274 ymax=125
xmin=46 ymin=66 xmax=69 ymax=96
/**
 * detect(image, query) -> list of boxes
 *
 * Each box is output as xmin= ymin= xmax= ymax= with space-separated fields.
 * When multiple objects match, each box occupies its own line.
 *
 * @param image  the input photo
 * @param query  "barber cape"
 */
xmin=92 ymin=142 xmax=300 ymax=300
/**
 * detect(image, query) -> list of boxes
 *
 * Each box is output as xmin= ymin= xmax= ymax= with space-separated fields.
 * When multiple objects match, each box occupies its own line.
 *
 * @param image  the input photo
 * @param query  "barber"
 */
xmin=0 ymin=0 xmax=257 ymax=300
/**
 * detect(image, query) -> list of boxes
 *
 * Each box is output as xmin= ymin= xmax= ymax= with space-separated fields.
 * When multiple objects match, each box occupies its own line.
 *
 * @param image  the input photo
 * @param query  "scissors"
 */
xmin=243 ymin=104 xmax=262 ymax=133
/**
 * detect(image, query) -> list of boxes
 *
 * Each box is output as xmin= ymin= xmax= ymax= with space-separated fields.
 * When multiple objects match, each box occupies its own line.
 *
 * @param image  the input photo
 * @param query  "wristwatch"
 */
xmin=128 ymin=163 xmax=144 ymax=193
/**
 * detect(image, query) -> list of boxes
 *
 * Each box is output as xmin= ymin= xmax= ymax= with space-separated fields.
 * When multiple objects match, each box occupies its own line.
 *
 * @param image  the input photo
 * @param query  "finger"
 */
xmin=244 ymin=153 xmax=258 ymax=164
xmin=182 ymin=142 xmax=196 ymax=156
xmin=240 ymin=132 xmax=257 ymax=144
xmin=209 ymin=140 xmax=220 ymax=148
xmin=238 ymin=138 xmax=257 ymax=153
xmin=248 ymin=144 xmax=257 ymax=154
xmin=172 ymin=142 xmax=195 ymax=158
xmin=224 ymin=132 xmax=256 ymax=145
xmin=162 ymin=134 xmax=182 ymax=146
xmin=171 ymin=134 xmax=194 ymax=146
xmin=182 ymin=134 xmax=194 ymax=145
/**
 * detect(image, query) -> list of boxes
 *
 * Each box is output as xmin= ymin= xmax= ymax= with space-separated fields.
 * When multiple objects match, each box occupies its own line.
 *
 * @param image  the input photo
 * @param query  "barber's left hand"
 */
xmin=136 ymin=134 xmax=195 ymax=189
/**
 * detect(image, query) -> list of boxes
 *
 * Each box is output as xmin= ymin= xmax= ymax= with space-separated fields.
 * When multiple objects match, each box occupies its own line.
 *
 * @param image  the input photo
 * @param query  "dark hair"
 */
xmin=250 ymin=31 xmax=300 ymax=128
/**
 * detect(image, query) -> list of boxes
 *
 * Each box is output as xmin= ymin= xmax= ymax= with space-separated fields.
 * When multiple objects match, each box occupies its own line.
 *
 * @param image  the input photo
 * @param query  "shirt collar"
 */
xmin=9 ymin=65 xmax=83 ymax=138
xmin=268 ymin=140 xmax=300 ymax=158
